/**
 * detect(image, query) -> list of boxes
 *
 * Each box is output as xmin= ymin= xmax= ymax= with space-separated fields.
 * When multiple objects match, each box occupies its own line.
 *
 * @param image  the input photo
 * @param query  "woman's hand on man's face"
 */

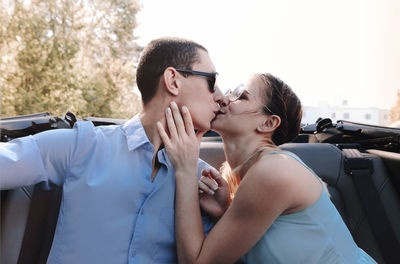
xmin=157 ymin=102 xmax=206 ymax=174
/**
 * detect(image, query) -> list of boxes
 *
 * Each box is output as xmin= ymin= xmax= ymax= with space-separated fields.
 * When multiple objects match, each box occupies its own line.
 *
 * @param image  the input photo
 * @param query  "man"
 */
xmin=0 ymin=37 xmax=224 ymax=263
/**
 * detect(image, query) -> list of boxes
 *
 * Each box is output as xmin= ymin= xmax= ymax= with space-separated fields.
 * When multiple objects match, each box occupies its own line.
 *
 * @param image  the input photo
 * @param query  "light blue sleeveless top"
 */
xmin=241 ymin=151 xmax=377 ymax=264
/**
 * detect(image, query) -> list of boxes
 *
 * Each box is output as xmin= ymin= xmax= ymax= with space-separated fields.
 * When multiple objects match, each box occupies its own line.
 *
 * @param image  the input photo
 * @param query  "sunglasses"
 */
xmin=225 ymin=84 xmax=246 ymax=102
xmin=175 ymin=68 xmax=218 ymax=93
xmin=225 ymin=84 xmax=276 ymax=115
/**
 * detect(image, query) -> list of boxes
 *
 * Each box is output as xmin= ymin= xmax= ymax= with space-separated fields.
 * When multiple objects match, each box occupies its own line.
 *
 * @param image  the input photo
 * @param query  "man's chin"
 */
xmin=198 ymin=125 xmax=211 ymax=133
xmin=193 ymin=122 xmax=210 ymax=134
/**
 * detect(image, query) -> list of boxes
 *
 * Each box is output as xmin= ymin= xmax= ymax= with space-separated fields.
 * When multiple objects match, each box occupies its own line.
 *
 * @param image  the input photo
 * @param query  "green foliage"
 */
xmin=0 ymin=0 xmax=142 ymax=119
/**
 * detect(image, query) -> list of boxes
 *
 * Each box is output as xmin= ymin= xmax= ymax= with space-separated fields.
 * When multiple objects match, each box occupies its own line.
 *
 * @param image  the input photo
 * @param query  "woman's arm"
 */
xmin=156 ymin=102 xmax=206 ymax=262
xmin=179 ymin=159 xmax=295 ymax=264
xmin=158 ymin=102 xmax=297 ymax=264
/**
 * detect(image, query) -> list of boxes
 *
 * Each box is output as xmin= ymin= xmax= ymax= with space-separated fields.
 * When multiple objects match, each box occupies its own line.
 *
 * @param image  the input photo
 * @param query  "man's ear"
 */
xmin=162 ymin=67 xmax=180 ymax=96
xmin=256 ymin=115 xmax=281 ymax=133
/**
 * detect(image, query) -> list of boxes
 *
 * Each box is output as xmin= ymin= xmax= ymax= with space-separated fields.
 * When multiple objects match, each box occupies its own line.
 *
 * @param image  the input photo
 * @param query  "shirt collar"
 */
xmin=122 ymin=115 xmax=173 ymax=169
xmin=122 ymin=114 xmax=153 ymax=152
xmin=157 ymin=148 xmax=173 ymax=168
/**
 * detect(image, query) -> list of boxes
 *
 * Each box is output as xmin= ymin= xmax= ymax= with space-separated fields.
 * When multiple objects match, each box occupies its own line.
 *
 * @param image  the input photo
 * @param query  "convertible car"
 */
xmin=1 ymin=112 xmax=400 ymax=264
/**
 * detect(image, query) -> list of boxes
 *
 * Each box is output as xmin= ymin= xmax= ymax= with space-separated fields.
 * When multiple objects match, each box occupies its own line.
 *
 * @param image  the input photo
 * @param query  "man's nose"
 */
xmin=213 ymin=87 xmax=230 ymax=107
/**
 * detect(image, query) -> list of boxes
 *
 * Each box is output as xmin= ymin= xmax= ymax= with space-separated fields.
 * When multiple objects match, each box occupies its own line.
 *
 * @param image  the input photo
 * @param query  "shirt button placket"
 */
xmin=130 ymin=206 xmax=146 ymax=262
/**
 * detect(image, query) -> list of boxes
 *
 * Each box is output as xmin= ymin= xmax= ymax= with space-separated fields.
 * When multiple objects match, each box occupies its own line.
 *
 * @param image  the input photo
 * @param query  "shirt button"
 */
xmin=131 ymin=250 xmax=136 ymax=257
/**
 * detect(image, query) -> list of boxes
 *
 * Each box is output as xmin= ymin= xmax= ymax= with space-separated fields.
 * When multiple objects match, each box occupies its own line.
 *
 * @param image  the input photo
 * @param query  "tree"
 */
xmin=0 ymin=0 xmax=142 ymax=119
xmin=389 ymin=90 xmax=400 ymax=123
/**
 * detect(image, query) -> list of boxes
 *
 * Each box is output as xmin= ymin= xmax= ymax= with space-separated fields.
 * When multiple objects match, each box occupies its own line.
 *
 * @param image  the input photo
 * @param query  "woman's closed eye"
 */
xmin=236 ymin=90 xmax=250 ymax=100
xmin=238 ymin=93 xmax=248 ymax=100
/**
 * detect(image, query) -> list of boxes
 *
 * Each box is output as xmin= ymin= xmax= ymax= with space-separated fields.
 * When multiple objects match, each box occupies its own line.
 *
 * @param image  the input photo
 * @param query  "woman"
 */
xmin=157 ymin=73 xmax=376 ymax=263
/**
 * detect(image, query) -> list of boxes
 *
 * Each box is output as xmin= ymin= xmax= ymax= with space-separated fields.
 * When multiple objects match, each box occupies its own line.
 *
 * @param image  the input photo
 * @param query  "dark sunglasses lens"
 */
xmin=207 ymin=77 xmax=216 ymax=93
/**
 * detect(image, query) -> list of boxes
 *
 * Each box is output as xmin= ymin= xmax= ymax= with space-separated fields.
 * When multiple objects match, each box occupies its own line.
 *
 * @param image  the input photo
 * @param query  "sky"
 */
xmin=135 ymin=0 xmax=400 ymax=110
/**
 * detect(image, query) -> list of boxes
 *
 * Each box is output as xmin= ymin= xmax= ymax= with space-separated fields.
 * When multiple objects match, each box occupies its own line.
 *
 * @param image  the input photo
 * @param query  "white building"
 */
xmin=302 ymin=102 xmax=390 ymax=127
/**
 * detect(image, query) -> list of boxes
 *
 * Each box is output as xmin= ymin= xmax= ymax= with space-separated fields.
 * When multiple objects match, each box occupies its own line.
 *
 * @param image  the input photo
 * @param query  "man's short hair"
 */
xmin=136 ymin=37 xmax=207 ymax=105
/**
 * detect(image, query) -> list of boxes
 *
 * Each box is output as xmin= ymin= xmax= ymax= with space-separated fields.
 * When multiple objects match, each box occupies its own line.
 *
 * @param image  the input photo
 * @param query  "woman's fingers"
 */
xmin=165 ymin=107 xmax=178 ymax=140
xmin=201 ymin=167 xmax=211 ymax=177
xmin=165 ymin=102 xmax=200 ymax=142
xmin=208 ymin=167 xmax=228 ymax=188
xmin=199 ymin=180 xmax=215 ymax=195
xmin=200 ymin=176 xmax=219 ymax=192
xmin=181 ymin=106 xmax=195 ymax=137
xmin=157 ymin=122 xmax=170 ymax=147
xmin=170 ymin=102 xmax=186 ymax=137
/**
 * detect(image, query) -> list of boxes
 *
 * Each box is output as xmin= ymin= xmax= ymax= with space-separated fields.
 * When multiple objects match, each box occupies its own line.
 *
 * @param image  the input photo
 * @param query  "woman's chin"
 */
xmin=210 ymin=120 xmax=219 ymax=130
xmin=210 ymin=119 xmax=224 ymax=133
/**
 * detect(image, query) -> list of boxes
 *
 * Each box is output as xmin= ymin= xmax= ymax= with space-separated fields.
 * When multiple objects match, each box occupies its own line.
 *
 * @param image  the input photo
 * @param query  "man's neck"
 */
xmin=139 ymin=112 xmax=163 ymax=153
xmin=139 ymin=108 xmax=165 ymax=182
xmin=139 ymin=97 xmax=172 ymax=153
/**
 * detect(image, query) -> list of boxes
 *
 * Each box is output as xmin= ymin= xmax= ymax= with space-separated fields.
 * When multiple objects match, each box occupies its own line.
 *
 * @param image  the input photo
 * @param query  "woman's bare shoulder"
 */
xmin=246 ymin=151 xmax=323 ymax=213
xmin=234 ymin=153 xmax=299 ymax=213
xmin=246 ymin=152 xmax=299 ymax=183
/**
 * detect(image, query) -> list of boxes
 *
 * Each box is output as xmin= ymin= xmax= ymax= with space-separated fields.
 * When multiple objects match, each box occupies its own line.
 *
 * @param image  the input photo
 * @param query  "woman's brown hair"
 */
xmin=221 ymin=73 xmax=303 ymax=198
xmin=259 ymin=73 xmax=303 ymax=145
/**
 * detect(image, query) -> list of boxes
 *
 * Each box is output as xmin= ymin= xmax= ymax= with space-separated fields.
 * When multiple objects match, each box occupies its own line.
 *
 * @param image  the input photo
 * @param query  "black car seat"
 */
xmin=1 ymin=184 xmax=62 ymax=264
xmin=1 ymin=186 xmax=33 ymax=263
xmin=281 ymin=143 xmax=400 ymax=264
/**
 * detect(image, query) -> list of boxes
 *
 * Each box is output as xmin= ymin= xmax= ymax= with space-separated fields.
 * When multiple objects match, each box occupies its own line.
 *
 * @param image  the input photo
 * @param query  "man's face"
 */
xmin=177 ymin=49 xmax=220 ymax=131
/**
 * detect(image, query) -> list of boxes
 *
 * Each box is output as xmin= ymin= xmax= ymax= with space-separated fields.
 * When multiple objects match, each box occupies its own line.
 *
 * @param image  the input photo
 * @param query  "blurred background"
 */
xmin=1 ymin=0 xmax=399 ymax=127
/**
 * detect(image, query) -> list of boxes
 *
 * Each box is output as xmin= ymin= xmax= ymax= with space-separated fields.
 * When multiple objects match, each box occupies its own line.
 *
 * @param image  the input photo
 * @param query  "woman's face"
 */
xmin=211 ymin=75 xmax=268 ymax=136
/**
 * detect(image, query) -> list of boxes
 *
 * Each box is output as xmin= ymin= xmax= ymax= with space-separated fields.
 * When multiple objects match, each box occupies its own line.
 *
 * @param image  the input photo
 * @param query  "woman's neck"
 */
xmin=222 ymin=134 xmax=277 ymax=177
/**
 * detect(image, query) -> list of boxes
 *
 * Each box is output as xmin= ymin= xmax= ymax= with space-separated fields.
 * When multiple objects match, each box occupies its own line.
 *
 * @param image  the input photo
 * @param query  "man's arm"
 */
xmin=0 ymin=128 xmax=78 ymax=190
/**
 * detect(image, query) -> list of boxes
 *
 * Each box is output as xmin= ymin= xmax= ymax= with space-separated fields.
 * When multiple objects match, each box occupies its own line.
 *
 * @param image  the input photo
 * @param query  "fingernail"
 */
xmin=171 ymin=101 xmax=177 ymax=107
xmin=212 ymin=184 xmax=218 ymax=191
xmin=211 ymin=167 xmax=219 ymax=174
xmin=209 ymin=190 xmax=215 ymax=195
xmin=199 ymin=189 xmax=204 ymax=194
xmin=182 ymin=106 xmax=188 ymax=112
xmin=166 ymin=108 xmax=171 ymax=114
xmin=157 ymin=122 xmax=161 ymax=127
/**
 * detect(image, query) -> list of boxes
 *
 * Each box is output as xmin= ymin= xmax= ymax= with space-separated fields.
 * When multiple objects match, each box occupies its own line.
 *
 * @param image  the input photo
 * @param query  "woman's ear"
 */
xmin=162 ymin=67 xmax=180 ymax=96
xmin=256 ymin=115 xmax=281 ymax=133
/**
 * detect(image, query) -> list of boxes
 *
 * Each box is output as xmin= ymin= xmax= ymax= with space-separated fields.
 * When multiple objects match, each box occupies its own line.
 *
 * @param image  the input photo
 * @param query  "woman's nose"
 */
xmin=213 ymin=87 xmax=230 ymax=107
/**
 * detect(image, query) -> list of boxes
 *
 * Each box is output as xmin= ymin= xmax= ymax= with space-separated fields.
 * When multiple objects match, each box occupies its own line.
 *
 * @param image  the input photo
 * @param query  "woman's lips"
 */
xmin=211 ymin=109 xmax=226 ymax=123
xmin=217 ymin=108 xmax=227 ymax=115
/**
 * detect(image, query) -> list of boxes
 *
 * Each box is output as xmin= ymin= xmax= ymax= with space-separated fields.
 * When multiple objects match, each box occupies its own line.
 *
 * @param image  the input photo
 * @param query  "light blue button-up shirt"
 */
xmin=0 ymin=115 xmax=213 ymax=263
